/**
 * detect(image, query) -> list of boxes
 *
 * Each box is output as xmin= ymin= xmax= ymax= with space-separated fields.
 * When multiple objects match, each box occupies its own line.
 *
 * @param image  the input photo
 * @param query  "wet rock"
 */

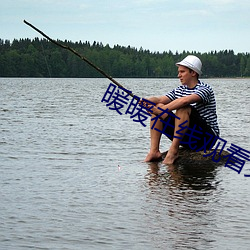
xmin=161 ymin=147 xmax=229 ymax=165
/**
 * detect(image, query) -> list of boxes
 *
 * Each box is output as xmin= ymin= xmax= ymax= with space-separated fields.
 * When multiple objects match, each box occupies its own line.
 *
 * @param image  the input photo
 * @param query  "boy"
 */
xmin=143 ymin=55 xmax=219 ymax=164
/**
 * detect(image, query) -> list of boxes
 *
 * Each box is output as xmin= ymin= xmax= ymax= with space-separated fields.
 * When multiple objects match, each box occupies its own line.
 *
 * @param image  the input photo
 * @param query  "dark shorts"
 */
xmin=163 ymin=106 xmax=217 ymax=150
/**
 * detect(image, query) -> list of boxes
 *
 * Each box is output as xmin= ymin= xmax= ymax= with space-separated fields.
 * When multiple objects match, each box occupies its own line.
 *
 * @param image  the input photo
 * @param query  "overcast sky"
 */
xmin=1 ymin=0 xmax=250 ymax=53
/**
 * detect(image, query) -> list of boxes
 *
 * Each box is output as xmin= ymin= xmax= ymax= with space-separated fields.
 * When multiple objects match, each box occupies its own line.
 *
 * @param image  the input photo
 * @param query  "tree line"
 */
xmin=0 ymin=38 xmax=250 ymax=78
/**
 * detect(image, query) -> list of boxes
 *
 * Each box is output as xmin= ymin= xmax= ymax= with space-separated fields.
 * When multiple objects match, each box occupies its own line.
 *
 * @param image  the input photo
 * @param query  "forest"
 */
xmin=0 ymin=38 xmax=250 ymax=78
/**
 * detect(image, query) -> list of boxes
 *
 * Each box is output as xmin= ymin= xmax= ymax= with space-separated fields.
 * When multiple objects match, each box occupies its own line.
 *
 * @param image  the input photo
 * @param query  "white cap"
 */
xmin=176 ymin=55 xmax=202 ymax=75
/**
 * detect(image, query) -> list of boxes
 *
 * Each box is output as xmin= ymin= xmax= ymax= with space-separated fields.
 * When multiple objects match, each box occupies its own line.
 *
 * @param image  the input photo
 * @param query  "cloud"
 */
xmin=79 ymin=3 xmax=89 ymax=10
xmin=1 ymin=0 xmax=250 ymax=53
xmin=206 ymin=0 xmax=237 ymax=4
xmin=134 ymin=0 xmax=168 ymax=5
xmin=198 ymin=0 xmax=250 ymax=10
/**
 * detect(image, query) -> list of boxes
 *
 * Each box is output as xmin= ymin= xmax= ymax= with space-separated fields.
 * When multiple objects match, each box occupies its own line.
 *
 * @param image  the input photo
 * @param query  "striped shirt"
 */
xmin=166 ymin=80 xmax=219 ymax=136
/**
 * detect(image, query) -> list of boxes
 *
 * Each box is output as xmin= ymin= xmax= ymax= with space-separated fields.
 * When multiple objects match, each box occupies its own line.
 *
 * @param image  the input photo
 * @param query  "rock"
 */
xmin=161 ymin=147 xmax=229 ymax=166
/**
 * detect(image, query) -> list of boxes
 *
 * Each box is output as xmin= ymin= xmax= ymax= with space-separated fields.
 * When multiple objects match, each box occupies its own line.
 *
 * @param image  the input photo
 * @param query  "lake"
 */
xmin=0 ymin=78 xmax=250 ymax=250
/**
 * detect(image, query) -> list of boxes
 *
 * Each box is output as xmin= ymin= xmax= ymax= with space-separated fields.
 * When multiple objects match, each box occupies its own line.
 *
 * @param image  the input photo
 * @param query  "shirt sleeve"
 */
xmin=195 ymin=86 xmax=212 ymax=104
xmin=166 ymin=89 xmax=177 ymax=101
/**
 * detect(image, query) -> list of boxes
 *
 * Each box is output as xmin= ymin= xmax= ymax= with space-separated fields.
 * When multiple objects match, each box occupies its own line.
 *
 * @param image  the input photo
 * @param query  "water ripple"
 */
xmin=0 ymin=78 xmax=250 ymax=250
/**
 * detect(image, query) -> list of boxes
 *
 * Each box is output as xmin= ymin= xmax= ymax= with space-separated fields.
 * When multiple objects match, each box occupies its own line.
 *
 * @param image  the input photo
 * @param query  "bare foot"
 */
xmin=144 ymin=151 xmax=162 ymax=162
xmin=163 ymin=150 xmax=179 ymax=165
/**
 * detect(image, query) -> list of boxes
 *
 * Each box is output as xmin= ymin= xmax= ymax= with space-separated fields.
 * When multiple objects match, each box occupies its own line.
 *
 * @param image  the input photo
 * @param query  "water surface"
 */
xmin=0 ymin=78 xmax=250 ymax=249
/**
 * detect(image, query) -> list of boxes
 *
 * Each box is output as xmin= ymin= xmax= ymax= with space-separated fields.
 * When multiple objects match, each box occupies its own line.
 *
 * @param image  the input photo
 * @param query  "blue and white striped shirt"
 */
xmin=166 ymin=80 xmax=219 ymax=136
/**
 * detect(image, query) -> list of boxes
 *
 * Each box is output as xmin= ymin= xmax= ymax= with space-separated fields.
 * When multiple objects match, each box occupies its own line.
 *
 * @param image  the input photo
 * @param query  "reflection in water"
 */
xmin=147 ymin=161 xmax=221 ymax=191
xmin=144 ymin=161 xmax=223 ymax=249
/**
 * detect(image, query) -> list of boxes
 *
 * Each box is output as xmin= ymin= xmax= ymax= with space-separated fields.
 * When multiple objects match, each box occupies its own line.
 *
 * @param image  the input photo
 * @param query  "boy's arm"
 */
xmin=151 ymin=94 xmax=201 ymax=119
xmin=144 ymin=95 xmax=172 ymax=105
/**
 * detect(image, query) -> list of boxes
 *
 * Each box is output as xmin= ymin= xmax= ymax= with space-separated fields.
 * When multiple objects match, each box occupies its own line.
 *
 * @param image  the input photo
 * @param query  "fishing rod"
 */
xmin=23 ymin=20 xmax=137 ymax=99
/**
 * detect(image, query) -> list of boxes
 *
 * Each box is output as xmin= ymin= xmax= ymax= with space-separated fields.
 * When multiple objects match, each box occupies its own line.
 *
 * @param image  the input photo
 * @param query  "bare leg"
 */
xmin=163 ymin=106 xmax=191 ymax=164
xmin=144 ymin=114 xmax=165 ymax=162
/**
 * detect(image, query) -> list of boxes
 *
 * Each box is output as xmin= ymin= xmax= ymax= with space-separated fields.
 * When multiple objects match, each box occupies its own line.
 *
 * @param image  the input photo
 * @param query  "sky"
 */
xmin=1 ymin=0 xmax=250 ymax=53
